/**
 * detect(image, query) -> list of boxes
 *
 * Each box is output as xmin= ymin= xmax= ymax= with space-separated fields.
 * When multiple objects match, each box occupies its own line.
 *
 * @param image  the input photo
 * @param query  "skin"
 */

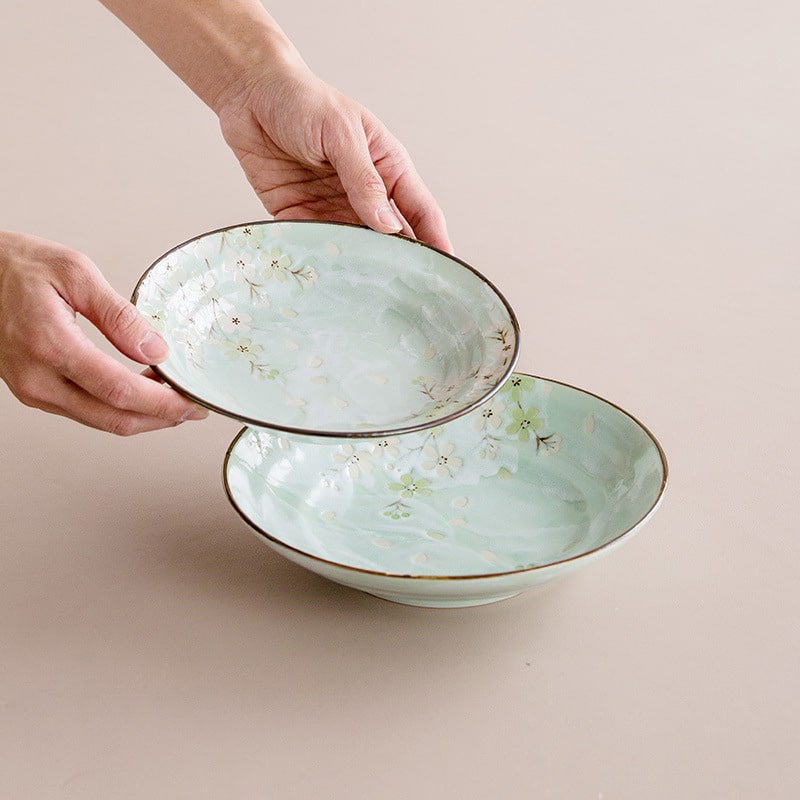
xmin=0 ymin=1 xmax=451 ymax=435
xmin=0 ymin=232 xmax=208 ymax=435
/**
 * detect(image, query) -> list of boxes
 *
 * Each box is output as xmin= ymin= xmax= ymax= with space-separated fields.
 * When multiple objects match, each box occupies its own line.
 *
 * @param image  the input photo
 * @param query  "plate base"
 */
xmin=367 ymin=591 xmax=521 ymax=608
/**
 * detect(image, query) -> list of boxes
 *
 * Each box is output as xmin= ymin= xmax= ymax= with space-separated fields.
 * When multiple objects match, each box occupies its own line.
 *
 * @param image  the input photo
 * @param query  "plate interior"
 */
xmin=134 ymin=221 xmax=517 ymax=435
xmin=225 ymin=375 xmax=666 ymax=577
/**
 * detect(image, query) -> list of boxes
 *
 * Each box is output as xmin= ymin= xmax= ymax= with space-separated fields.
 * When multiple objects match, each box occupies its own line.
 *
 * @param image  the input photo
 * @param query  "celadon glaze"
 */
xmin=132 ymin=220 xmax=518 ymax=436
xmin=224 ymin=374 xmax=668 ymax=607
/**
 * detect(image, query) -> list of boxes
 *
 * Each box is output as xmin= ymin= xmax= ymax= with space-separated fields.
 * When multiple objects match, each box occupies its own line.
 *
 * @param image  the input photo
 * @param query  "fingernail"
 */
xmin=181 ymin=405 xmax=209 ymax=422
xmin=376 ymin=205 xmax=403 ymax=232
xmin=139 ymin=331 xmax=169 ymax=362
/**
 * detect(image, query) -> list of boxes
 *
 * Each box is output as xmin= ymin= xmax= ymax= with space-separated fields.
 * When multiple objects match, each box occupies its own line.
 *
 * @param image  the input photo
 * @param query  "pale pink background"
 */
xmin=1 ymin=2 xmax=798 ymax=798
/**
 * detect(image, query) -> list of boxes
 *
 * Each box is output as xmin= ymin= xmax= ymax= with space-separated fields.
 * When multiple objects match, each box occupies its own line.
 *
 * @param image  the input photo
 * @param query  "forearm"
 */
xmin=97 ymin=0 xmax=308 ymax=111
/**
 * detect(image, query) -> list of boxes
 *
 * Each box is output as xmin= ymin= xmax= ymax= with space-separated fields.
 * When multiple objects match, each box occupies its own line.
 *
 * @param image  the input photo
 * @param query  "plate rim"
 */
xmin=131 ymin=218 xmax=520 ymax=438
xmin=222 ymin=372 xmax=669 ymax=582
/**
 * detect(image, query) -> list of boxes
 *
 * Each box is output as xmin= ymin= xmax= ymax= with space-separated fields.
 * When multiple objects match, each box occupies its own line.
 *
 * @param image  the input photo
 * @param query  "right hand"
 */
xmin=0 ymin=230 xmax=208 ymax=435
xmin=216 ymin=65 xmax=453 ymax=253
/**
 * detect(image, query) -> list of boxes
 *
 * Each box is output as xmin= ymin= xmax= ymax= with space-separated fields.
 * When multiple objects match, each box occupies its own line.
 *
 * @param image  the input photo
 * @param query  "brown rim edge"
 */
xmin=131 ymin=218 xmax=521 ymax=439
xmin=221 ymin=372 xmax=669 ymax=583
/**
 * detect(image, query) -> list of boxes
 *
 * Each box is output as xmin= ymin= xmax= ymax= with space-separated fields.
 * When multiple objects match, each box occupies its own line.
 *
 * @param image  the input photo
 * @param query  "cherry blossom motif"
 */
xmin=248 ymin=431 xmax=286 ymax=459
xmin=333 ymin=444 xmax=374 ymax=478
xmin=173 ymin=328 xmax=205 ymax=368
xmin=388 ymin=474 xmax=433 ymax=499
xmin=223 ymin=336 xmax=264 ymax=364
xmin=422 ymin=442 xmax=463 ymax=477
xmin=134 ymin=220 xmax=521 ymax=441
xmin=219 ymin=309 xmax=253 ymax=335
xmin=489 ymin=325 xmax=516 ymax=366
xmin=188 ymin=234 xmax=223 ymax=264
xmin=508 ymin=375 xmax=536 ymax=403
xmin=474 ymin=399 xmax=505 ymax=432
xmin=224 ymin=252 xmax=259 ymax=285
xmin=371 ymin=437 xmax=401 ymax=460
xmin=222 ymin=252 xmax=271 ymax=305
xmin=136 ymin=301 xmax=166 ymax=332
xmin=182 ymin=270 xmax=218 ymax=305
xmin=221 ymin=335 xmax=277 ymax=379
xmin=479 ymin=439 xmax=500 ymax=460
xmin=259 ymin=247 xmax=293 ymax=282
xmin=382 ymin=501 xmax=410 ymax=520
xmin=257 ymin=246 xmax=319 ymax=287
xmin=505 ymin=405 xmax=544 ymax=443
xmin=150 ymin=253 xmax=188 ymax=286
xmin=540 ymin=434 xmax=563 ymax=456
xmin=412 ymin=376 xmax=463 ymax=410
xmin=231 ymin=224 xmax=269 ymax=250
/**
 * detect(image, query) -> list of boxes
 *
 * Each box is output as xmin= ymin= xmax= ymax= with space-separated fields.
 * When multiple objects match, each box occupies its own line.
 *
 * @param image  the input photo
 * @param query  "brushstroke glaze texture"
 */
xmin=224 ymin=375 xmax=667 ymax=607
xmin=133 ymin=221 xmax=518 ymax=436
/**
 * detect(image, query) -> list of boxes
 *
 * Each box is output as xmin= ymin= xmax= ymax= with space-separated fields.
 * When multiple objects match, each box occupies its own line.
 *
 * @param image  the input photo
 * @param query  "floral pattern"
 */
xmin=225 ymin=374 xmax=667 ymax=602
xmin=132 ymin=221 xmax=518 ymax=435
xmin=388 ymin=473 xmax=433 ymax=499
xmin=421 ymin=442 xmax=463 ymax=477
xmin=226 ymin=373 xmax=667 ymax=588
xmin=333 ymin=444 xmax=374 ymax=479
xmin=234 ymin=374 xmax=561 ymax=544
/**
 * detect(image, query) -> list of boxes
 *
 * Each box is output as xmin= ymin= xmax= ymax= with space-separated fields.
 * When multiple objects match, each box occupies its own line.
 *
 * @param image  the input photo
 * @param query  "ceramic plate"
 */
xmin=132 ymin=220 xmax=518 ymax=437
xmin=223 ymin=374 xmax=668 ymax=607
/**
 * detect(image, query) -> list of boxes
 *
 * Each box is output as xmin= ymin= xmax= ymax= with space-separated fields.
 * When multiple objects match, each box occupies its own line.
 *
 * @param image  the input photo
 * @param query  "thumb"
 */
xmin=327 ymin=128 xmax=404 ymax=234
xmin=62 ymin=254 xmax=170 ymax=365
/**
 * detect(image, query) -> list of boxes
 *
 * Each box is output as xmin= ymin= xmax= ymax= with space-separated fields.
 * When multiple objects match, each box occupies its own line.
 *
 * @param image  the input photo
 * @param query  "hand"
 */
xmin=97 ymin=1 xmax=451 ymax=251
xmin=0 ymin=231 xmax=208 ymax=435
xmin=216 ymin=67 xmax=453 ymax=253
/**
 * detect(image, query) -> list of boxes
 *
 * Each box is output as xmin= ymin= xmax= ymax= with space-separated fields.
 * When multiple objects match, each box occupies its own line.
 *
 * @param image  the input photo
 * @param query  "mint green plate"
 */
xmin=132 ymin=220 xmax=518 ymax=437
xmin=223 ymin=374 xmax=667 ymax=607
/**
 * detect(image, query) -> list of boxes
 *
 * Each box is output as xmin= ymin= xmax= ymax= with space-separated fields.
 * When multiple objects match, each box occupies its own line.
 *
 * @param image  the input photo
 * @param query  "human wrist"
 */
xmin=206 ymin=23 xmax=310 ymax=116
xmin=98 ymin=0 xmax=310 ymax=114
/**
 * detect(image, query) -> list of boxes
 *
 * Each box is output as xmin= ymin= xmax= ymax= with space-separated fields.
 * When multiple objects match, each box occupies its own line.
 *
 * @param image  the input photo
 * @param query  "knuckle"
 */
xmin=10 ymin=373 xmax=46 ymax=408
xmin=106 ymin=413 xmax=141 ymax=437
xmin=156 ymin=390 xmax=192 ymax=423
xmin=360 ymin=169 xmax=387 ymax=198
xmin=28 ymin=328 xmax=68 ymax=367
xmin=100 ymin=378 xmax=133 ymax=410
xmin=53 ymin=248 xmax=96 ymax=285
xmin=102 ymin=300 xmax=142 ymax=340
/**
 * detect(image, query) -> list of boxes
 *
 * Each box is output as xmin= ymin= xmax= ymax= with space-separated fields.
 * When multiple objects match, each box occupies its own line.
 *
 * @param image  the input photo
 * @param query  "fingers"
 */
xmin=57 ymin=251 xmax=170 ymax=365
xmin=325 ymin=109 xmax=453 ymax=253
xmin=46 ymin=252 xmax=208 ymax=426
xmin=325 ymin=118 xmax=406 ymax=236
xmin=57 ymin=327 xmax=207 ymax=423
xmin=22 ymin=372 xmax=194 ymax=436
xmin=389 ymin=199 xmax=415 ymax=240
xmin=9 ymin=328 xmax=208 ymax=434
xmin=0 ymin=231 xmax=208 ymax=435
xmin=389 ymin=169 xmax=454 ymax=255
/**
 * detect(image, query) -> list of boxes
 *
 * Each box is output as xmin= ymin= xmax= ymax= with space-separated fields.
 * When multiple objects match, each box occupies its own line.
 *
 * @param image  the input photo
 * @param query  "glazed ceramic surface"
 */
xmin=132 ymin=220 xmax=518 ymax=436
xmin=224 ymin=374 xmax=667 ymax=607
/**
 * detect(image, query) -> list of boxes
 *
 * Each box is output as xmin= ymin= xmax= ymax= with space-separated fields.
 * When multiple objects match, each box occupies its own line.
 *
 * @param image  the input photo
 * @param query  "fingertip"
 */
xmin=417 ymin=212 xmax=454 ymax=254
xmin=138 ymin=330 xmax=169 ymax=363
xmin=432 ymin=233 xmax=455 ymax=255
xmin=181 ymin=405 xmax=210 ymax=422
xmin=375 ymin=205 xmax=404 ymax=233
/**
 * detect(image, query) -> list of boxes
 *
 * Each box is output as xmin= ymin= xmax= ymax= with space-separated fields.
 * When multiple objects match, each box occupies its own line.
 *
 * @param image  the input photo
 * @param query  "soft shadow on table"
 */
xmin=125 ymin=490 xmax=572 ymax=666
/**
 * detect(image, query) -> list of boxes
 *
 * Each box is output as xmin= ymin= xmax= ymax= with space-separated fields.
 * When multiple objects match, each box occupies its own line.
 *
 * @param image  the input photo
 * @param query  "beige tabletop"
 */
xmin=1 ymin=2 xmax=798 ymax=798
